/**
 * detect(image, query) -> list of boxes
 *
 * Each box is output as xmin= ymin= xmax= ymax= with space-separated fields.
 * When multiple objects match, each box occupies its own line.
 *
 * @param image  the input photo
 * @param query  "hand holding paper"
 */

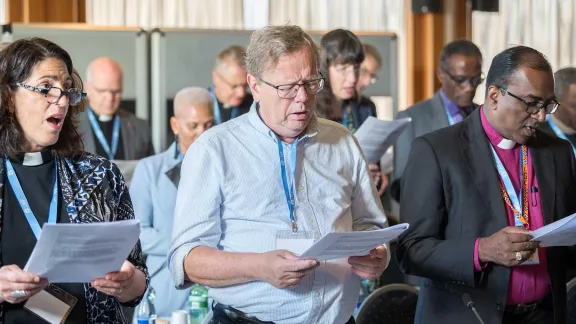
xmin=348 ymin=245 xmax=389 ymax=279
xmin=297 ymin=223 xmax=409 ymax=261
xmin=24 ymin=219 xmax=141 ymax=283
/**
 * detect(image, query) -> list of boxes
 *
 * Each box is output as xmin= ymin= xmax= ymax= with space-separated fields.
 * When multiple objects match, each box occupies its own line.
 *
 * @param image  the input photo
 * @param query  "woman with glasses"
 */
xmin=0 ymin=38 xmax=148 ymax=323
xmin=316 ymin=29 xmax=389 ymax=196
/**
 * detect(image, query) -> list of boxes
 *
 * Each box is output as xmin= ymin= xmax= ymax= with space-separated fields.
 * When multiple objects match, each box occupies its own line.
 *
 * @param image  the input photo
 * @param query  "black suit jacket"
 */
xmin=396 ymin=108 xmax=576 ymax=324
xmin=390 ymin=92 xmax=478 ymax=201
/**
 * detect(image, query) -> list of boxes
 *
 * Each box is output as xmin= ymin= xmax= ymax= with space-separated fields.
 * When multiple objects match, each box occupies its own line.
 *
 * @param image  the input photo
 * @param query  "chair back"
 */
xmin=356 ymin=283 xmax=418 ymax=324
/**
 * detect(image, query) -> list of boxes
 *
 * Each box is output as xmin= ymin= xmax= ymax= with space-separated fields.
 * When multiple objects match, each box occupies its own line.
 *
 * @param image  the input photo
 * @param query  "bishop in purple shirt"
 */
xmin=397 ymin=46 xmax=576 ymax=324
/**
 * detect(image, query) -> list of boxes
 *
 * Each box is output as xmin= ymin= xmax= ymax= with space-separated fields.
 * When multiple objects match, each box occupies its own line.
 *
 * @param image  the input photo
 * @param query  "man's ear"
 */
xmin=169 ymin=116 xmax=179 ymax=135
xmin=247 ymin=74 xmax=260 ymax=102
xmin=487 ymin=85 xmax=500 ymax=108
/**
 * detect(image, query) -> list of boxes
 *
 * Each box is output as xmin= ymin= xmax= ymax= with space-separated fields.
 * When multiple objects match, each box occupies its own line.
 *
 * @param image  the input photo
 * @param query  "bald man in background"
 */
xmin=209 ymin=45 xmax=253 ymax=124
xmin=130 ymin=87 xmax=214 ymax=318
xmin=79 ymin=56 xmax=154 ymax=160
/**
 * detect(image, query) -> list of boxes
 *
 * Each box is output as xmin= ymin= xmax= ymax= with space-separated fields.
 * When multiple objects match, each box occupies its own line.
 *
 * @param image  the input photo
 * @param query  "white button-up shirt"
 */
xmin=169 ymin=103 xmax=388 ymax=324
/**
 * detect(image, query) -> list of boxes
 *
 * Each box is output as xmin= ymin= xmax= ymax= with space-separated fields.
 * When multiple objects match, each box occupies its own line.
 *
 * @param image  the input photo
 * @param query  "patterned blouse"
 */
xmin=0 ymin=153 xmax=149 ymax=324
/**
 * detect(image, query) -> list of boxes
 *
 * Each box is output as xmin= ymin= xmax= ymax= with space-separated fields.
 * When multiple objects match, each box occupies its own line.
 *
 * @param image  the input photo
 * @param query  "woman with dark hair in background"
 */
xmin=316 ymin=29 xmax=388 ymax=195
xmin=0 ymin=38 xmax=148 ymax=323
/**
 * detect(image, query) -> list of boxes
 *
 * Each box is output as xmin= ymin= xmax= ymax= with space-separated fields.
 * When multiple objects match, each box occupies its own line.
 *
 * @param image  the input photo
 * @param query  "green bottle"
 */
xmin=189 ymin=284 xmax=209 ymax=324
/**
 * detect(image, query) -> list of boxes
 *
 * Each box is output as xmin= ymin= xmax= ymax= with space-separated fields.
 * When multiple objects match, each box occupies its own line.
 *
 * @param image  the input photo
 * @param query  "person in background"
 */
xmin=390 ymin=40 xmax=483 ymax=202
xmin=397 ymin=45 xmax=574 ymax=324
xmin=0 ymin=37 xmax=148 ymax=324
xmin=356 ymin=43 xmax=382 ymax=94
xmin=79 ymin=57 xmax=154 ymax=160
xmin=539 ymin=67 xmax=576 ymax=154
xmin=169 ymin=25 xmax=389 ymax=324
xmin=130 ymin=87 xmax=214 ymax=319
xmin=315 ymin=29 xmax=388 ymax=196
xmin=209 ymin=45 xmax=253 ymax=124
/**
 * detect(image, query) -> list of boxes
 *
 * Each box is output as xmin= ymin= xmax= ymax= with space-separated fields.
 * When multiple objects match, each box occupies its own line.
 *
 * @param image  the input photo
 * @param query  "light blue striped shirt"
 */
xmin=169 ymin=104 xmax=388 ymax=324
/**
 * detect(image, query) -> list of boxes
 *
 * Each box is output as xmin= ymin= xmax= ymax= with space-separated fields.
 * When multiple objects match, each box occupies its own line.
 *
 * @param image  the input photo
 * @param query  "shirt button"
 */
xmin=307 ymin=217 xmax=313 ymax=223
xmin=314 ymin=290 xmax=320 ymax=297
xmin=298 ymin=185 xmax=305 ymax=192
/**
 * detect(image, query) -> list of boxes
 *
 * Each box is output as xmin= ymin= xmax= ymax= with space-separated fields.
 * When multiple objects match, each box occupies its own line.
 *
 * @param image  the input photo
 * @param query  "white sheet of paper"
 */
xmin=297 ymin=224 xmax=409 ymax=261
xmin=354 ymin=117 xmax=411 ymax=163
xmin=24 ymin=219 xmax=140 ymax=283
xmin=530 ymin=213 xmax=576 ymax=247
xmin=24 ymin=290 xmax=70 ymax=324
xmin=276 ymin=238 xmax=314 ymax=256
xmin=112 ymin=160 xmax=139 ymax=185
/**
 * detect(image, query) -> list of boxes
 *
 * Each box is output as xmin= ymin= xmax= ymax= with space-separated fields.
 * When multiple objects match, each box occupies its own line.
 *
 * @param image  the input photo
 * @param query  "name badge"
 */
xmin=25 ymin=284 xmax=77 ymax=324
xmin=520 ymin=249 xmax=540 ymax=266
xmin=276 ymin=230 xmax=317 ymax=256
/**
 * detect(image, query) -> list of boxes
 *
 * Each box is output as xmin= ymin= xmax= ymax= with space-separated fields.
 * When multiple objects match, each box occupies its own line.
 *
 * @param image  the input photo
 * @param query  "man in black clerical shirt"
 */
xmin=209 ymin=45 xmax=253 ymax=124
xmin=539 ymin=67 xmax=576 ymax=153
xmin=79 ymin=57 xmax=154 ymax=160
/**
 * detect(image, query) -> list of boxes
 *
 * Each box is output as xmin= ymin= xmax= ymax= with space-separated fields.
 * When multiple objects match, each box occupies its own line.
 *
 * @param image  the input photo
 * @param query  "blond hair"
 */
xmin=246 ymin=25 xmax=318 ymax=77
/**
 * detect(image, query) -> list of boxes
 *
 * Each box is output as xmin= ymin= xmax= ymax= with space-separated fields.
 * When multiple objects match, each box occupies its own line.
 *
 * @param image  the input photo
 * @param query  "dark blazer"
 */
xmin=79 ymin=109 xmax=155 ymax=160
xmin=0 ymin=153 xmax=149 ymax=324
xmin=396 ymin=108 xmax=576 ymax=324
xmin=351 ymin=95 xmax=378 ymax=130
xmin=390 ymin=92 xmax=478 ymax=201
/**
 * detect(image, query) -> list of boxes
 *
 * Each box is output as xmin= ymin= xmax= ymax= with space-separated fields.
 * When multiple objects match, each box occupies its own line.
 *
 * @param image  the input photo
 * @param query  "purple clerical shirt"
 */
xmin=473 ymin=108 xmax=550 ymax=304
xmin=439 ymin=90 xmax=474 ymax=124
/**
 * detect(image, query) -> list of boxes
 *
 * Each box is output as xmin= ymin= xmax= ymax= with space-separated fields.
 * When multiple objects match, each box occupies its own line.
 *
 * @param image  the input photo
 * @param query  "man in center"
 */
xmin=169 ymin=25 xmax=389 ymax=324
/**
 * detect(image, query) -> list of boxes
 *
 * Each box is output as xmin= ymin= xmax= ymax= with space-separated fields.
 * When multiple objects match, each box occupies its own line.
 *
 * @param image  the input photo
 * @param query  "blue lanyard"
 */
xmin=175 ymin=142 xmax=184 ymax=161
xmin=342 ymin=104 xmax=348 ymax=127
xmin=5 ymin=159 xmax=59 ymax=240
xmin=489 ymin=145 xmax=526 ymax=227
xmin=210 ymin=87 xmax=238 ymax=125
xmin=87 ymin=109 xmax=120 ymax=160
xmin=276 ymin=137 xmax=298 ymax=232
xmin=547 ymin=119 xmax=576 ymax=155
xmin=444 ymin=106 xmax=457 ymax=126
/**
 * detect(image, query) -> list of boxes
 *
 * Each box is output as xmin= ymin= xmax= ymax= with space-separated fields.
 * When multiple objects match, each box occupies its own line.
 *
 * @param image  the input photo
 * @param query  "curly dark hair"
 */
xmin=315 ymin=29 xmax=364 ymax=119
xmin=0 ymin=37 xmax=85 ymax=157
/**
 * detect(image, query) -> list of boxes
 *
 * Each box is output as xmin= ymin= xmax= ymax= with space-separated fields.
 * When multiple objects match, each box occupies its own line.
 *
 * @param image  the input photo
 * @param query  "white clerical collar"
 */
xmin=98 ymin=114 xmax=114 ymax=122
xmin=496 ymin=138 xmax=517 ymax=150
xmin=22 ymin=152 xmax=45 ymax=166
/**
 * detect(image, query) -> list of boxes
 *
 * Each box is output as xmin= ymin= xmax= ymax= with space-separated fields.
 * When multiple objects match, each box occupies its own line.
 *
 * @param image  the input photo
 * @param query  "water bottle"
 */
xmin=136 ymin=287 xmax=157 ymax=324
xmin=189 ymin=284 xmax=209 ymax=324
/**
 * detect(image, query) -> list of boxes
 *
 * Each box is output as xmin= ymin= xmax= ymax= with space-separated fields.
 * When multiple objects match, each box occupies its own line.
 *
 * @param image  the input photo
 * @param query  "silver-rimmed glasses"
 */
xmin=16 ymin=83 xmax=87 ymax=106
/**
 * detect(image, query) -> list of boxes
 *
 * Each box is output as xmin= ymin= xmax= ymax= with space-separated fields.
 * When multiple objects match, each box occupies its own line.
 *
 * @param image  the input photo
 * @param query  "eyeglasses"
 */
xmin=259 ymin=75 xmax=325 ymax=99
xmin=441 ymin=67 xmax=484 ymax=88
xmin=216 ymin=71 xmax=249 ymax=92
xmin=499 ymin=88 xmax=559 ymax=114
xmin=16 ymin=83 xmax=87 ymax=106
xmin=360 ymin=67 xmax=378 ymax=85
xmin=332 ymin=63 xmax=361 ymax=77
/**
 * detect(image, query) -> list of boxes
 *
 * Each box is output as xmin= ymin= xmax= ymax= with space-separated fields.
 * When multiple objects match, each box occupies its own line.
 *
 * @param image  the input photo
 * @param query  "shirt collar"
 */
xmin=10 ymin=150 xmax=54 ymax=166
xmin=480 ymin=106 xmax=517 ymax=150
xmin=247 ymin=102 xmax=319 ymax=142
xmin=439 ymin=90 xmax=473 ymax=116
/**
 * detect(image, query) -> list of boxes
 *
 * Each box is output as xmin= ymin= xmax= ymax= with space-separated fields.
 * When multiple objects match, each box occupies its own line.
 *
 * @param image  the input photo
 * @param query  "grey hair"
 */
xmin=214 ymin=45 xmax=246 ymax=70
xmin=554 ymin=67 xmax=576 ymax=100
xmin=173 ymin=87 xmax=214 ymax=116
xmin=245 ymin=25 xmax=319 ymax=77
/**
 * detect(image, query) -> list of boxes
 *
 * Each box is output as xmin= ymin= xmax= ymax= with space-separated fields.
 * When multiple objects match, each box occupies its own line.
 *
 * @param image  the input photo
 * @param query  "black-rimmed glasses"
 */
xmin=16 ymin=83 xmax=87 ymax=106
xmin=441 ymin=67 xmax=484 ymax=88
xmin=499 ymin=88 xmax=559 ymax=114
xmin=259 ymin=75 xmax=325 ymax=99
